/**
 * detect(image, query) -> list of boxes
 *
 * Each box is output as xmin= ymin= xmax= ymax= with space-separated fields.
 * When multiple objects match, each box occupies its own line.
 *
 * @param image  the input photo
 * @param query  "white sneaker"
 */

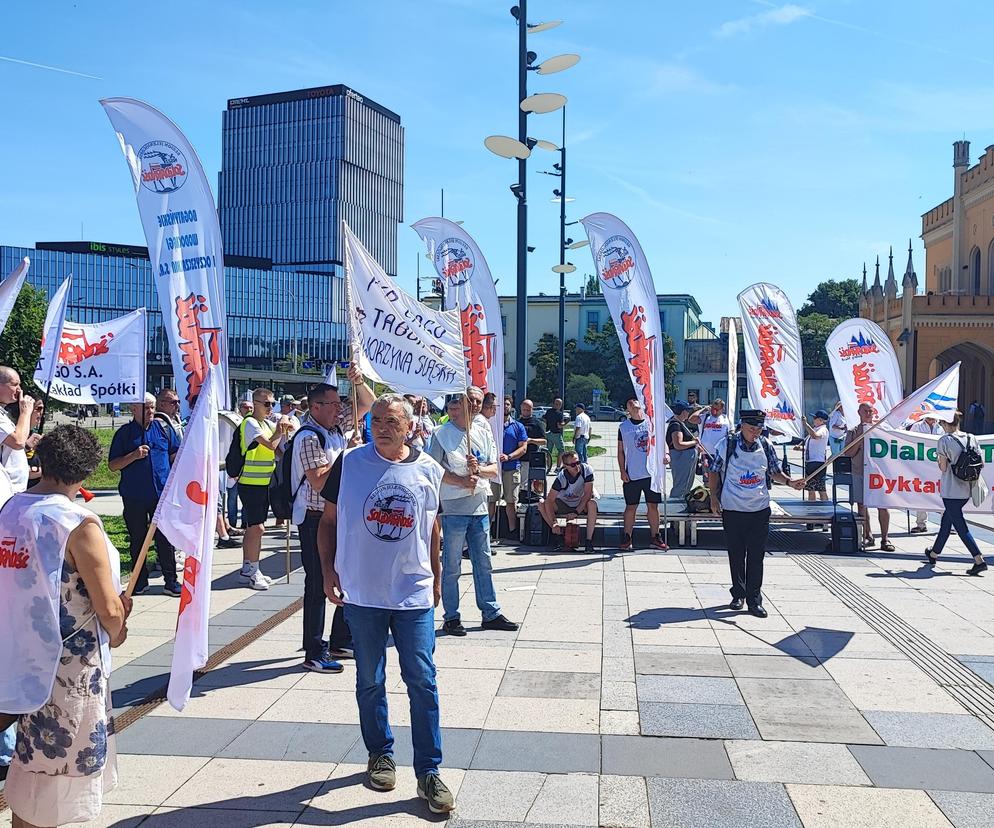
xmin=247 ymin=569 xmax=270 ymax=590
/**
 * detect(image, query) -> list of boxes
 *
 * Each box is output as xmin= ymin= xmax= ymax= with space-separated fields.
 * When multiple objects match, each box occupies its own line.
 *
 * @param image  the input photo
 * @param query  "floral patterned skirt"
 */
xmin=6 ymin=609 xmax=118 ymax=824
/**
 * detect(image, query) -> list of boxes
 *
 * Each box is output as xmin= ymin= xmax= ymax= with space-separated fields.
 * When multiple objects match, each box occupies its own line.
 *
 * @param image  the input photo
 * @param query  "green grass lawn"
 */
xmin=100 ymin=514 xmax=156 ymax=577
xmin=84 ymin=428 xmax=119 ymax=491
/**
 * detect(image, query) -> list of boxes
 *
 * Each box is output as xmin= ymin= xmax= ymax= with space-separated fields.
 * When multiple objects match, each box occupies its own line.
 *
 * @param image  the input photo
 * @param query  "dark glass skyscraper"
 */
xmin=218 ymin=85 xmax=404 ymax=277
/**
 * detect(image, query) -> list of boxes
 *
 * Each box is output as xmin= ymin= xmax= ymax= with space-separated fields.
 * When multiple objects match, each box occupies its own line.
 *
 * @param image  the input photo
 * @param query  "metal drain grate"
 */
xmin=793 ymin=554 xmax=994 ymax=730
xmin=0 ymin=596 xmax=304 ymax=816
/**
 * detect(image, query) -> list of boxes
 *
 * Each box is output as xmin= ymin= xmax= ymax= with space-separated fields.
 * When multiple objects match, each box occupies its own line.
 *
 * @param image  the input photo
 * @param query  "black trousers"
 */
xmin=722 ymin=508 xmax=771 ymax=605
xmin=123 ymin=497 xmax=177 ymax=589
xmin=298 ymin=514 xmax=352 ymax=660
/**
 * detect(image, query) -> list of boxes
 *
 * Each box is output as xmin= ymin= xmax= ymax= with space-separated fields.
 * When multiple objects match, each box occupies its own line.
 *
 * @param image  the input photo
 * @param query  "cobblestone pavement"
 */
xmin=5 ymin=423 xmax=994 ymax=826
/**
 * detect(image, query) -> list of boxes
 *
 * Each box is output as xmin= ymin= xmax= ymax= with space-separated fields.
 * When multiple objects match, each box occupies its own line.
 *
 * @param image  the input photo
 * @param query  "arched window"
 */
xmin=971 ymin=246 xmax=982 ymax=295
xmin=988 ymin=239 xmax=994 ymax=294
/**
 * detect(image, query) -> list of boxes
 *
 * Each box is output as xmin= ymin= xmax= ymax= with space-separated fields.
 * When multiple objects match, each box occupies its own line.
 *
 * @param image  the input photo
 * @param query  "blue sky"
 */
xmin=2 ymin=0 xmax=994 ymax=323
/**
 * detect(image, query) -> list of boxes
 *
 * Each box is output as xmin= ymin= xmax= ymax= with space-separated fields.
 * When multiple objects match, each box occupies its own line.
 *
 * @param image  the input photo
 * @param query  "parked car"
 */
xmin=588 ymin=405 xmax=626 ymax=421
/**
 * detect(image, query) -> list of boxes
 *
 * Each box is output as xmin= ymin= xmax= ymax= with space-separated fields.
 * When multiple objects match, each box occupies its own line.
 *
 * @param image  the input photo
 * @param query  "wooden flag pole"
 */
xmin=124 ymin=521 xmax=158 ymax=598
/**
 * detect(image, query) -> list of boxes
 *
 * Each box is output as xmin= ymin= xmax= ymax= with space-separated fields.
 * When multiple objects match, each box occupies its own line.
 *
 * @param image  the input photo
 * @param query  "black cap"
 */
xmin=739 ymin=409 xmax=766 ymax=426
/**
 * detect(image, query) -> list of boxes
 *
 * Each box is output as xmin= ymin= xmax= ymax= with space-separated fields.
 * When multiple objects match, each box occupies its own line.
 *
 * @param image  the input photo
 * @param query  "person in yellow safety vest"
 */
xmin=238 ymin=388 xmax=293 ymax=590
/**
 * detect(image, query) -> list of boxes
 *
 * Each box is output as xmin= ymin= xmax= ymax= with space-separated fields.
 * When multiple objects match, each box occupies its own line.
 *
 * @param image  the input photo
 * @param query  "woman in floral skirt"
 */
xmin=1 ymin=426 xmax=131 ymax=827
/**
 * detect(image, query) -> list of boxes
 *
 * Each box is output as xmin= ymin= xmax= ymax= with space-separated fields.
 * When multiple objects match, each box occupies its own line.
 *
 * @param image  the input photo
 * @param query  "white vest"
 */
xmin=336 ymin=445 xmax=444 ymax=610
xmin=719 ymin=437 xmax=772 ymax=513
xmin=552 ymin=463 xmax=599 ymax=506
xmin=0 ymin=492 xmax=121 ymax=713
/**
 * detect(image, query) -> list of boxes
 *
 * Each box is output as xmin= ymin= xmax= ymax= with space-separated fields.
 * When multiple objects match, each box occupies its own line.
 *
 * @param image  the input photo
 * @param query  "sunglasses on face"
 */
xmin=565 ymin=461 xmax=580 ymax=468
xmin=255 ymin=400 xmax=274 ymax=408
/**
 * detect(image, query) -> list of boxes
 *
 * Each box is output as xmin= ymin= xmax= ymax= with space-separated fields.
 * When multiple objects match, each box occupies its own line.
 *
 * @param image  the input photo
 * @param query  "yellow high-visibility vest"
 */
xmin=239 ymin=417 xmax=276 ymax=486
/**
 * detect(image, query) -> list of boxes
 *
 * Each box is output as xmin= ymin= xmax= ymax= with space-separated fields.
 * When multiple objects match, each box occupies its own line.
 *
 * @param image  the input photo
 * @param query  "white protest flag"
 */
xmin=154 ymin=367 xmax=220 ymax=711
xmin=34 ymin=276 xmax=72 ymax=394
xmin=826 ymin=318 xmax=903 ymax=426
xmin=101 ymin=98 xmax=229 ymax=416
xmin=35 ymin=309 xmax=146 ymax=405
xmin=580 ymin=213 xmax=672 ymax=493
xmin=343 ymin=221 xmax=466 ymax=398
xmin=727 ymin=317 xmax=738 ymax=424
xmin=736 ymin=283 xmax=804 ymax=440
xmin=412 ymin=217 xmax=504 ymax=447
xmin=0 ymin=257 xmax=29 ymax=337
xmin=881 ymin=362 xmax=960 ymax=427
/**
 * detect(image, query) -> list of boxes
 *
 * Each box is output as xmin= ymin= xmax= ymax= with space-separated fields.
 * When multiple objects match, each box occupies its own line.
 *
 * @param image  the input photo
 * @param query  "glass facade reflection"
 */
xmin=219 ymin=85 xmax=404 ymax=277
xmin=0 ymin=242 xmax=348 ymax=389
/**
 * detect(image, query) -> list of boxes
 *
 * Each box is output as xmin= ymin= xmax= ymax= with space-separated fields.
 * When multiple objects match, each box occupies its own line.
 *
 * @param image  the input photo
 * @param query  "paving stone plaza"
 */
xmin=5 ymin=423 xmax=994 ymax=827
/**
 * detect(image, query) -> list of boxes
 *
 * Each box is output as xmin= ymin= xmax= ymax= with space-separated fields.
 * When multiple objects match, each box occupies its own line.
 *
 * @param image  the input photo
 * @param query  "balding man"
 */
xmin=154 ymin=387 xmax=184 ymax=440
xmin=0 ymin=366 xmax=37 ymax=494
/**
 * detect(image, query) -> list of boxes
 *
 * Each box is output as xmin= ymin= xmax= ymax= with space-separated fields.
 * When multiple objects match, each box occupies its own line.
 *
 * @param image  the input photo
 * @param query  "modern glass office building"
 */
xmin=0 ymin=241 xmax=348 ymax=392
xmin=218 ymin=85 xmax=404 ymax=277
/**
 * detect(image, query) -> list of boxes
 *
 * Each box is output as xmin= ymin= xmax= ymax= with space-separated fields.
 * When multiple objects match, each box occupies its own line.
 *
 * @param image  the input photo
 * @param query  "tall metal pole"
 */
xmin=557 ymin=106 xmax=567 ymax=402
xmin=416 ymin=251 xmax=421 ymax=301
xmin=515 ymin=0 xmax=529 ymax=403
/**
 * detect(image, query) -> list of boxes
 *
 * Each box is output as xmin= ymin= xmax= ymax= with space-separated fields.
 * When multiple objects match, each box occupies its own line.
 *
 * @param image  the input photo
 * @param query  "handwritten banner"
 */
xmin=343 ymin=222 xmax=466 ymax=398
xmin=35 ymin=309 xmax=146 ymax=405
xmin=101 ymin=97 xmax=229 ymax=415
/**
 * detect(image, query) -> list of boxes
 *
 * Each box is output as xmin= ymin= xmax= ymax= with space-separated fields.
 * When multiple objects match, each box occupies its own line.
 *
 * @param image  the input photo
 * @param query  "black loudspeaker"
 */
xmin=524 ymin=504 xmax=551 ymax=547
xmin=830 ymin=510 xmax=859 ymax=554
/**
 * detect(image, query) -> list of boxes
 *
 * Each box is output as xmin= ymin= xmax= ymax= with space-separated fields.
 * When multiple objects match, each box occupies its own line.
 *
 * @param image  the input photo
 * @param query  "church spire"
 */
xmin=871 ymin=255 xmax=883 ymax=296
xmin=861 ymin=262 xmax=868 ymax=294
xmin=903 ymin=238 xmax=918 ymax=290
xmin=885 ymin=246 xmax=898 ymax=298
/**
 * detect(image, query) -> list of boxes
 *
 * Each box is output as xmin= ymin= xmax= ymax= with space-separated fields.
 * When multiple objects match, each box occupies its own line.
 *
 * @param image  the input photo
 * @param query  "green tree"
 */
xmin=798 ymin=278 xmax=861 ymax=319
xmin=798 ymin=312 xmax=837 ymax=368
xmin=584 ymin=273 xmax=601 ymax=295
xmin=662 ymin=333 xmax=678 ymax=402
xmin=583 ymin=321 xmax=629 ymax=404
xmin=527 ymin=333 xmax=578 ymax=402
xmin=0 ymin=282 xmax=47 ymax=395
xmin=565 ymin=373 xmax=606 ymax=407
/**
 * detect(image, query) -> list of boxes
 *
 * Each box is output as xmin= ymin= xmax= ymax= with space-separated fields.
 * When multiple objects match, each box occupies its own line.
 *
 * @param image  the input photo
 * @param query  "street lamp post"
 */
xmin=485 ymin=6 xmax=576 ymax=402
xmin=557 ymin=108 xmax=566 ymax=402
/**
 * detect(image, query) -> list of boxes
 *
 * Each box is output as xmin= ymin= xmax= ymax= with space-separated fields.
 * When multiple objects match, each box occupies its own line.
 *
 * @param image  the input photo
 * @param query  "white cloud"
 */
xmin=715 ymin=4 xmax=811 ymax=39
xmin=648 ymin=63 xmax=731 ymax=96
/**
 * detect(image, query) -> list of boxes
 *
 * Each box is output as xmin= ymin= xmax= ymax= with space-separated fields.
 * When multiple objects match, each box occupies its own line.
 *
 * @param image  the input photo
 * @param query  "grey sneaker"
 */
xmin=418 ymin=773 xmax=455 ymax=814
xmin=367 ymin=754 xmax=396 ymax=791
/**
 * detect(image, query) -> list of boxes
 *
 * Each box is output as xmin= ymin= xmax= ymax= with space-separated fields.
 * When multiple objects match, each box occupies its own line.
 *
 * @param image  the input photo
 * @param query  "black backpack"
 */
xmin=269 ymin=425 xmax=326 ymax=521
xmin=224 ymin=419 xmax=251 ymax=479
xmin=951 ymin=434 xmax=984 ymax=483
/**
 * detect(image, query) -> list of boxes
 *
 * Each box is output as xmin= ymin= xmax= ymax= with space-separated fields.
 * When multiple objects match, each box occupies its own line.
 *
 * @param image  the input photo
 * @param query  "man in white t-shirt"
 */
xmin=317 ymin=394 xmax=454 ymax=814
xmin=909 ymin=416 xmax=943 ymax=532
xmin=573 ymin=404 xmax=592 ymax=463
xmin=0 ymin=366 xmax=37 ymax=494
xmin=800 ymin=412 xmax=830 ymax=532
xmin=698 ymin=398 xmax=731 ymax=478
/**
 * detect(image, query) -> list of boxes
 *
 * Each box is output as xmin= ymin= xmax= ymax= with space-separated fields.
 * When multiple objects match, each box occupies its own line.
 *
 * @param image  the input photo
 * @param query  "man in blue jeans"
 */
xmin=318 ymin=394 xmax=454 ymax=814
xmin=430 ymin=394 xmax=518 ymax=637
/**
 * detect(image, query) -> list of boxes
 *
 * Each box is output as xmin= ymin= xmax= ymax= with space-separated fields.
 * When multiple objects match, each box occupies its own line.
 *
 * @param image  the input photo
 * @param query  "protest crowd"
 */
xmin=0 ymin=100 xmax=991 ymax=828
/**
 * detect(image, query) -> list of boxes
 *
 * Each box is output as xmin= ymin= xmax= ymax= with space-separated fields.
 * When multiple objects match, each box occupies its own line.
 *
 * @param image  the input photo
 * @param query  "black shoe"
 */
xmin=925 ymin=547 xmax=938 ymax=566
xmin=585 ymin=540 xmax=595 ymax=554
xmin=729 ymin=597 xmax=745 ymax=611
xmin=967 ymin=561 xmax=988 ymax=576
xmin=481 ymin=614 xmax=519 ymax=632
xmin=748 ymin=604 xmax=769 ymax=618
xmin=442 ymin=619 xmax=467 ymax=637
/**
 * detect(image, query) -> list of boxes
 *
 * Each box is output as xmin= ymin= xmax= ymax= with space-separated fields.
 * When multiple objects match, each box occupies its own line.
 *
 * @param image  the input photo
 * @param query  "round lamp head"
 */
xmin=567 ymin=239 xmax=590 ymax=250
xmin=534 ymin=139 xmax=560 ymax=152
xmin=537 ymin=53 xmax=581 ymax=75
xmin=552 ymin=264 xmax=577 ymax=274
xmin=484 ymin=135 xmax=532 ymax=159
xmin=550 ymin=196 xmax=576 ymax=204
xmin=521 ymin=93 xmax=567 ymax=114
xmin=527 ymin=20 xmax=562 ymax=33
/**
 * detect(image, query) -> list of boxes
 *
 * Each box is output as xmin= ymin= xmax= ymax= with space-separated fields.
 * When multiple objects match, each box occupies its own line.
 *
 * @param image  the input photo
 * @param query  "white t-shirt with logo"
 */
xmin=698 ymin=413 xmax=731 ymax=459
xmin=618 ymin=418 xmax=650 ymax=480
xmin=0 ymin=409 xmax=30 ymax=493
xmin=325 ymin=444 xmax=444 ymax=610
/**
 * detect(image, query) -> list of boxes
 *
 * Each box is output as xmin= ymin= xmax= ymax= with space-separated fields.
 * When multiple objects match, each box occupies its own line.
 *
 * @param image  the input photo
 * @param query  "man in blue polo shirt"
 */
xmin=499 ymin=395 xmax=528 ymax=537
xmin=109 ymin=392 xmax=182 ymax=595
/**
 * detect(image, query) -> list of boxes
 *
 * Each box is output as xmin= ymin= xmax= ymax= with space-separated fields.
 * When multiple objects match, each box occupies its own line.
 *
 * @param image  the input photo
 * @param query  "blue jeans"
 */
xmin=441 ymin=514 xmax=501 ymax=623
xmin=1 ymin=722 xmax=14 ymax=768
xmin=575 ymin=435 xmax=589 ymax=463
xmin=344 ymin=604 xmax=441 ymax=777
xmin=226 ymin=483 xmax=240 ymax=527
xmin=933 ymin=497 xmax=984 ymax=559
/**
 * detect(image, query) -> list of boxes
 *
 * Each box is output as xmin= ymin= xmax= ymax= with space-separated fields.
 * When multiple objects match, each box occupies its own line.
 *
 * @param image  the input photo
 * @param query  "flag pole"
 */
xmin=285 ymin=522 xmax=291 ymax=585
xmin=125 ymin=521 xmax=158 ymax=598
